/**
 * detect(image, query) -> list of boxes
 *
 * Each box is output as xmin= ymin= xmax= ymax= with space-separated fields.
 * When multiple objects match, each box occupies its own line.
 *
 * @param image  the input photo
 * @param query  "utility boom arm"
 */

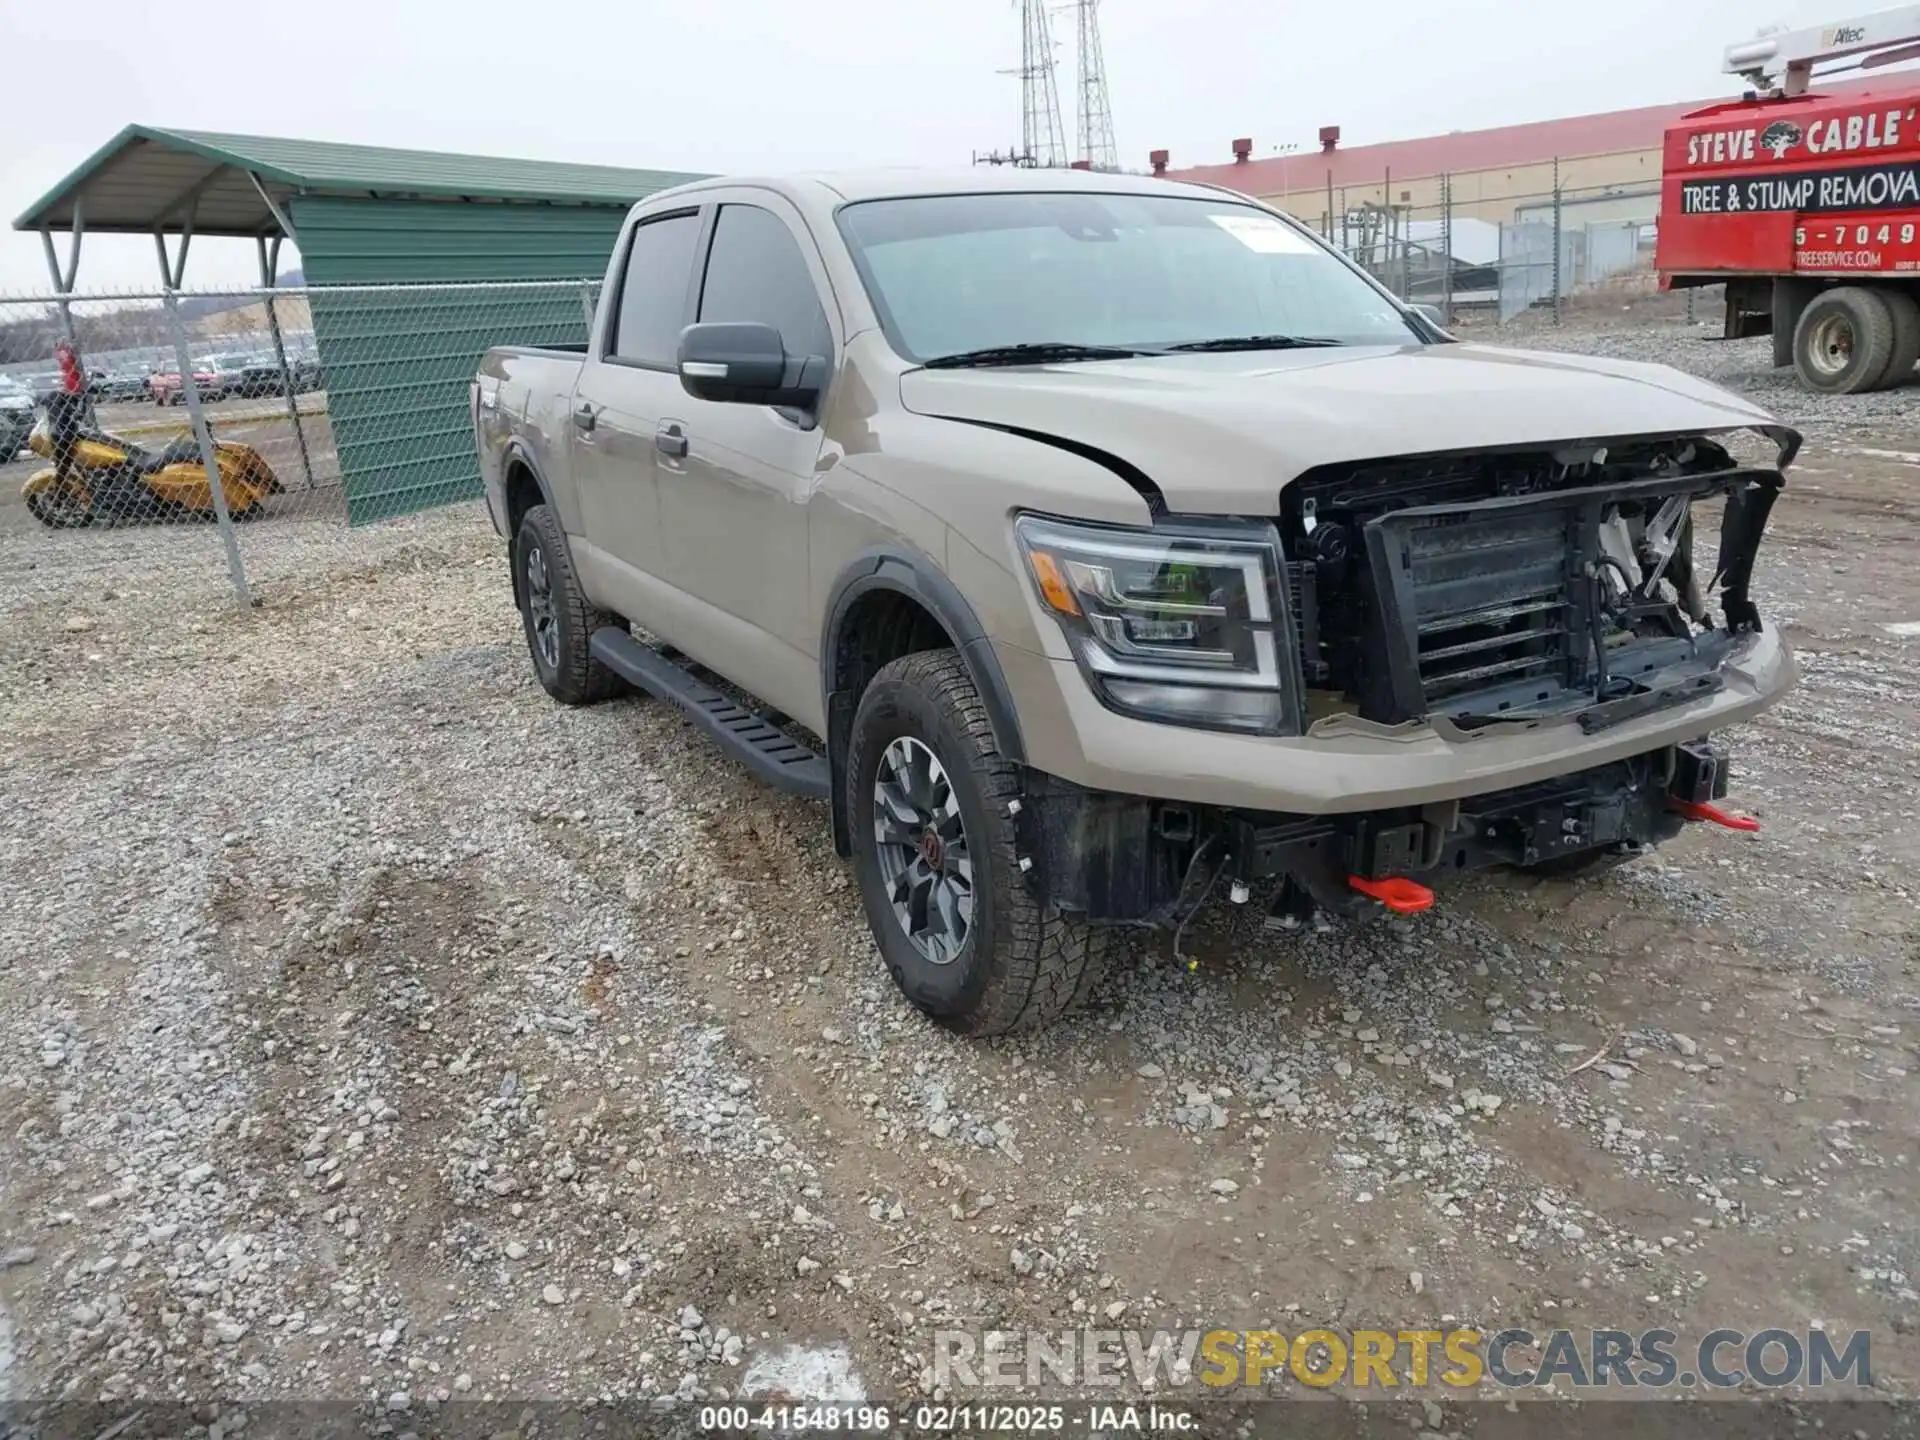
xmin=1725 ymin=4 xmax=1920 ymax=95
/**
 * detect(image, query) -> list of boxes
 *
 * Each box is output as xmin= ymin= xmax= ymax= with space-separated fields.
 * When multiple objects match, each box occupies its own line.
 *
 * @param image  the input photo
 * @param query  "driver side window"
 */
xmin=697 ymin=204 xmax=833 ymax=360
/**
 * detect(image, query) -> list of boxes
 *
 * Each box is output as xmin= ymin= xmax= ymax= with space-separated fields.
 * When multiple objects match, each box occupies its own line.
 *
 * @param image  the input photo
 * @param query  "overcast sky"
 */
xmin=0 ymin=0 xmax=1871 ymax=292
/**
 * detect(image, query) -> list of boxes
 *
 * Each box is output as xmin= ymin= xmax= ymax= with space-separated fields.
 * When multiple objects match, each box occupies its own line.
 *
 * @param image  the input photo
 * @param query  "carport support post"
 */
xmin=162 ymin=291 xmax=253 ymax=609
xmin=39 ymin=215 xmax=97 ymax=428
xmin=257 ymin=235 xmax=314 ymax=491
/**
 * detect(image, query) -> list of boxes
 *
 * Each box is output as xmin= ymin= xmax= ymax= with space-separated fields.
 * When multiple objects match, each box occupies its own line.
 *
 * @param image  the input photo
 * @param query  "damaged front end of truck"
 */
xmin=1014 ymin=424 xmax=1798 ymax=932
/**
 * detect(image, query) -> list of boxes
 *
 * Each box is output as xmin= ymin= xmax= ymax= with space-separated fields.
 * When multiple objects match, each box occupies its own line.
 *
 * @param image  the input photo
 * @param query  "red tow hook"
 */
xmin=1667 ymin=798 xmax=1761 ymax=832
xmin=1348 ymin=875 xmax=1436 ymax=914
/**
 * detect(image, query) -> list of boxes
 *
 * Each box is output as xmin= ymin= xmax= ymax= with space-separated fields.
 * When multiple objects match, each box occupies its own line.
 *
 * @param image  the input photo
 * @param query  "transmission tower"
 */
xmin=1017 ymin=0 xmax=1070 ymax=168
xmin=1073 ymin=0 xmax=1117 ymax=171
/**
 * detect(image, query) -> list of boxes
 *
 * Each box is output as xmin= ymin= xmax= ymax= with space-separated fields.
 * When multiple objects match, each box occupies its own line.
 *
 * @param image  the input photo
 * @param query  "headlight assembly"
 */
xmin=1015 ymin=514 xmax=1301 ymax=734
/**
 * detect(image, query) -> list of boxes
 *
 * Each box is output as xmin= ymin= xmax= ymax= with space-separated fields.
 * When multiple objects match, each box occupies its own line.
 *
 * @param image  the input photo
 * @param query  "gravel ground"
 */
xmin=1 ymin=321 xmax=1916 ymax=1430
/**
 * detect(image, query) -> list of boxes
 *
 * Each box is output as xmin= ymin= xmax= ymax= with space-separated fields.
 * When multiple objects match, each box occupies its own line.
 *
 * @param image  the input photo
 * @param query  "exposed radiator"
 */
xmin=1362 ymin=498 xmax=1589 ymax=723
xmin=1404 ymin=509 xmax=1572 ymax=706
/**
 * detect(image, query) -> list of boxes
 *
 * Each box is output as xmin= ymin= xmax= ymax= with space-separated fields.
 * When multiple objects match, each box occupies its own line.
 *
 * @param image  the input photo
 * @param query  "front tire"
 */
xmin=511 ymin=503 xmax=622 ymax=706
xmin=847 ymin=649 xmax=1115 ymax=1036
xmin=26 ymin=479 xmax=94 ymax=529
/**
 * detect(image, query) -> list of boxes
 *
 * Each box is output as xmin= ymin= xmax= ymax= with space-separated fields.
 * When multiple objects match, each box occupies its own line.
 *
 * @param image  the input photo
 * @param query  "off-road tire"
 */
xmin=848 ymin=649 xmax=1117 ymax=1035
xmin=1878 ymin=287 xmax=1920 ymax=390
xmin=1793 ymin=287 xmax=1897 ymax=394
xmin=512 ymin=503 xmax=622 ymax=706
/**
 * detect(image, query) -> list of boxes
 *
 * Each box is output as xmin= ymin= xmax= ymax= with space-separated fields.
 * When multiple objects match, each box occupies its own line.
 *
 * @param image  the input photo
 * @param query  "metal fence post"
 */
xmin=1441 ymin=174 xmax=1455 ymax=328
xmin=256 ymin=237 xmax=316 ymax=492
xmin=1382 ymin=166 xmax=1394 ymax=297
xmin=162 ymin=291 xmax=253 ymax=608
xmin=1552 ymin=160 xmax=1563 ymax=327
xmin=263 ymin=291 xmax=315 ymax=490
xmin=578 ymin=281 xmax=597 ymax=337
xmin=1400 ymin=209 xmax=1411 ymax=302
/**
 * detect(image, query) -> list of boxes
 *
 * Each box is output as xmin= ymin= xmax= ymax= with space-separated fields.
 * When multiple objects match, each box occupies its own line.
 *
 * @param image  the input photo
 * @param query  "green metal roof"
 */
xmin=14 ymin=124 xmax=709 ymax=235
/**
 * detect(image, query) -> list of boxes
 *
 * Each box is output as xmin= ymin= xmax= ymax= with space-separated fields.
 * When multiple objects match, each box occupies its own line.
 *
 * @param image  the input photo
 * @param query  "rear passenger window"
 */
xmin=698 ymin=205 xmax=833 ymax=359
xmin=611 ymin=212 xmax=701 ymax=365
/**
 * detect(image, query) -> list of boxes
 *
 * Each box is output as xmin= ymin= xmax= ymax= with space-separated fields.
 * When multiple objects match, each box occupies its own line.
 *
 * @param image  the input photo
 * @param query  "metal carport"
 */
xmin=15 ymin=126 xmax=706 ymax=521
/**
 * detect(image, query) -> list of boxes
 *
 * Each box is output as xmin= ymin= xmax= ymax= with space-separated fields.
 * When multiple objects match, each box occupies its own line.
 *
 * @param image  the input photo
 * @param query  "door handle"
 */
xmin=573 ymin=404 xmax=597 ymax=433
xmin=655 ymin=423 xmax=688 ymax=458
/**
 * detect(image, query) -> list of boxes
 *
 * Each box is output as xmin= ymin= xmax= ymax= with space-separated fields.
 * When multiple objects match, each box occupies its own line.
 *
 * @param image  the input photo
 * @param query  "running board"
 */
xmin=589 ymin=627 xmax=830 ymax=800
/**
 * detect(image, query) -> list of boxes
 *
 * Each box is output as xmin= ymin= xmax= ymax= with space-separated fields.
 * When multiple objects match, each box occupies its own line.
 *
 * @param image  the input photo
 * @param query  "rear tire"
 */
xmin=511 ymin=503 xmax=622 ymax=706
xmin=847 ymin=649 xmax=1116 ymax=1036
xmin=1877 ymin=287 xmax=1920 ymax=390
xmin=1793 ymin=287 xmax=1896 ymax=393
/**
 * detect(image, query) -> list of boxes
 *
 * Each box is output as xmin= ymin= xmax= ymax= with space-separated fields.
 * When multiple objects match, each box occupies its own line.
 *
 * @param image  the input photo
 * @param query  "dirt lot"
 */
xmin=0 ymin=319 xmax=1916 ymax=1430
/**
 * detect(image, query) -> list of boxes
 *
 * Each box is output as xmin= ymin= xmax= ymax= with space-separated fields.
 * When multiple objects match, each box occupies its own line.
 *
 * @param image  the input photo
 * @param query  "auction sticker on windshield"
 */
xmin=1207 ymin=212 xmax=1316 ymax=253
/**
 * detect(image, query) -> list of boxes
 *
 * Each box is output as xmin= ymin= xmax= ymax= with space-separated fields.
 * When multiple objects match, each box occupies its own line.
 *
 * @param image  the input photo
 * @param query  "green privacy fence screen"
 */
xmin=305 ymin=280 xmax=601 ymax=524
xmin=292 ymin=197 xmax=631 ymax=524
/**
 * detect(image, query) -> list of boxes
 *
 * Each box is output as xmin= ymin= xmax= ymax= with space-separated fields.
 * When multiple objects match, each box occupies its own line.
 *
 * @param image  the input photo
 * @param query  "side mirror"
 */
xmin=677 ymin=322 xmax=826 ymax=409
xmin=1411 ymin=303 xmax=1448 ymax=330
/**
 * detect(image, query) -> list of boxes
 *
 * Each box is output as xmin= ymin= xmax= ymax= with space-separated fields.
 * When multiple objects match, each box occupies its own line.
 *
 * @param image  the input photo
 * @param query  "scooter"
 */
xmin=22 ymin=390 xmax=280 ymax=529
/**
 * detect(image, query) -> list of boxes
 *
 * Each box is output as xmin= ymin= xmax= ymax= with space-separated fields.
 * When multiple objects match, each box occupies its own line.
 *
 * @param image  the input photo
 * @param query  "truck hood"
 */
xmin=899 ymin=342 xmax=1788 ymax=513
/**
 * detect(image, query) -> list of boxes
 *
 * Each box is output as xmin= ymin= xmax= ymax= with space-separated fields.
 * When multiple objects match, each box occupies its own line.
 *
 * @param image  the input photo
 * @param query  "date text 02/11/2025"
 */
xmin=694 ymin=1403 xmax=1199 ymax=1432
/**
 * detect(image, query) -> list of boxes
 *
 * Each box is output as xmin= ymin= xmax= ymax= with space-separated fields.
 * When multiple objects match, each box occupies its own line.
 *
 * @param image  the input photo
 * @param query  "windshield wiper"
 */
xmin=921 ymin=342 xmax=1150 ymax=369
xmin=1163 ymin=334 xmax=1346 ymax=353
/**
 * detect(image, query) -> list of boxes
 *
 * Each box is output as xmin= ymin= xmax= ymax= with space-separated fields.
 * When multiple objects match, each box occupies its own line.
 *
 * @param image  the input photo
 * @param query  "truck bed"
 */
xmin=473 ymin=344 xmax=590 ymax=539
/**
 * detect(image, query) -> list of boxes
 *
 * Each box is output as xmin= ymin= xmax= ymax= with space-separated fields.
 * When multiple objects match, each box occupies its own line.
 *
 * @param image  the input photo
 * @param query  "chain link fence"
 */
xmin=1 ymin=280 xmax=602 ymax=603
xmin=1306 ymin=172 xmax=1664 ymax=327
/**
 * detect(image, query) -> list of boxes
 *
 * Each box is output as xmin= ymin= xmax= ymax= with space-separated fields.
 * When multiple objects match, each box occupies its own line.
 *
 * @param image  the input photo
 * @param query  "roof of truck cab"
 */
xmin=811 ymin=168 xmax=1225 ymax=200
xmin=638 ymin=167 xmax=1235 ymax=210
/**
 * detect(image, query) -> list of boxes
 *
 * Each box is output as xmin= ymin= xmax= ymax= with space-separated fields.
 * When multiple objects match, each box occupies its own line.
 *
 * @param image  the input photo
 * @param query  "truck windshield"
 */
xmin=837 ymin=191 xmax=1421 ymax=363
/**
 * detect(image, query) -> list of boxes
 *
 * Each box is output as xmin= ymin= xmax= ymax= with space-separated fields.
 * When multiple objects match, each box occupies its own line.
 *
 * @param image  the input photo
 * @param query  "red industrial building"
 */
xmin=1158 ymin=74 xmax=1891 ymax=233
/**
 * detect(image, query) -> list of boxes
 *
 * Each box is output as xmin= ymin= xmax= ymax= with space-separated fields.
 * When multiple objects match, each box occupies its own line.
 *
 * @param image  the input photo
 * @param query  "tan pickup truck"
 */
xmin=473 ymin=167 xmax=1797 ymax=1035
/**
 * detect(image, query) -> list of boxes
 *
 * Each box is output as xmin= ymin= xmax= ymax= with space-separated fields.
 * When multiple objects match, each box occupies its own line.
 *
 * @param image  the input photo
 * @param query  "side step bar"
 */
xmin=588 ymin=627 xmax=830 ymax=800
